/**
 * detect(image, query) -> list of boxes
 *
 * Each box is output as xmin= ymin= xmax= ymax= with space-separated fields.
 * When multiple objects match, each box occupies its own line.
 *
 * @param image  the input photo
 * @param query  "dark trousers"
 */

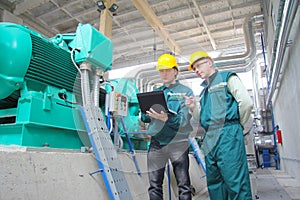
xmin=147 ymin=139 xmax=191 ymax=200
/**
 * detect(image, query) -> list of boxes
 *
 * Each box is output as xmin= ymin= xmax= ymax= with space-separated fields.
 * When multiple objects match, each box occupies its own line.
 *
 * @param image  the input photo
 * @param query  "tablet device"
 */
xmin=137 ymin=90 xmax=177 ymax=115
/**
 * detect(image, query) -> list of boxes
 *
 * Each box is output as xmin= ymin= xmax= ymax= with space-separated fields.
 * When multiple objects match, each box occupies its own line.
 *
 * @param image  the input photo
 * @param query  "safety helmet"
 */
xmin=188 ymin=51 xmax=212 ymax=70
xmin=156 ymin=54 xmax=178 ymax=70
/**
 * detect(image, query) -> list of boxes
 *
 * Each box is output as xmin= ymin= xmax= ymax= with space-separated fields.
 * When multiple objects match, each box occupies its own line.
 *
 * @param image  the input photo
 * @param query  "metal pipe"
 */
xmin=267 ymin=0 xmax=285 ymax=88
xmin=145 ymin=61 xmax=256 ymax=92
xmin=262 ymin=1 xmax=298 ymax=171
xmin=251 ymin=59 xmax=264 ymax=133
xmin=138 ymin=14 xmax=262 ymax=90
xmin=259 ymin=33 xmax=270 ymax=132
xmin=80 ymin=62 xmax=92 ymax=106
xmin=252 ymin=64 xmax=260 ymax=111
xmin=134 ymin=63 xmax=157 ymax=92
xmin=266 ymin=0 xmax=298 ymax=104
xmin=137 ymin=69 xmax=158 ymax=92
xmin=92 ymin=69 xmax=103 ymax=107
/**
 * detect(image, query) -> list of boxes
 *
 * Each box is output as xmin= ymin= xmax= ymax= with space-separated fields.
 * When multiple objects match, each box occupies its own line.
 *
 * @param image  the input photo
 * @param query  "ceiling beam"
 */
xmin=226 ymin=0 xmax=237 ymax=36
xmin=191 ymin=0 xmax=217 ymax=50
xmin=20 ymin=13 xmax=57 ymax=37
xmin=130 ymin=0 xmax=180 ymax=55
xmin=13 ymin=0 xmax=51 ymax=15
xmin=99 ymin=0 xmax=115 ymax=38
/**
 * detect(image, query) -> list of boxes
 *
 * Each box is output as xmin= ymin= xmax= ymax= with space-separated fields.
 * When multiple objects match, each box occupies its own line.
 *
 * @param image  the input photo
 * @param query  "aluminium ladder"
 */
xmin=79 ymin=63 xmax=132 ymax=200
xmin=80 ymin=104 xmax=133 ymax=200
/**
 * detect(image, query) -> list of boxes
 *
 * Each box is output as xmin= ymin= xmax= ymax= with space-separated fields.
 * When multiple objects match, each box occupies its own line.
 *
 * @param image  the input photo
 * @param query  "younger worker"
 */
xmin=184 ymin=51 xmax=253 ymax=200
xmin=141 ymin=53 xmax=194 ymax=200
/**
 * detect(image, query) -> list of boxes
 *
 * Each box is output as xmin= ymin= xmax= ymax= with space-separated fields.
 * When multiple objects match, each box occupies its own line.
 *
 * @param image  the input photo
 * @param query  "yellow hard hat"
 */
xmin=156 ymin=54 xmax=178 ymax=70
xmin=188 ymin=51 xmax=212 ymax=70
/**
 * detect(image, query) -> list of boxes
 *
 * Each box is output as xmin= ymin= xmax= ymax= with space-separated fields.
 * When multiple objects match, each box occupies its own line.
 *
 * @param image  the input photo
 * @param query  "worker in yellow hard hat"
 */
xmin=184 ymin=50 xmax=253 ymax=200
xmin=141 ymin=53 xmax=194 ymax=200
xmin=188 ymin=50 xmax=212 ymax=71
xmin=156 ymin=53 xmax=179 ymax=79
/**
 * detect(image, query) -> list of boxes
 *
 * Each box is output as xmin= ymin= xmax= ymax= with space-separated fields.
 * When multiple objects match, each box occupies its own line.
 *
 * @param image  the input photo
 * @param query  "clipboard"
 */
xmin=136 ymin=90 xmax=177 ymax=115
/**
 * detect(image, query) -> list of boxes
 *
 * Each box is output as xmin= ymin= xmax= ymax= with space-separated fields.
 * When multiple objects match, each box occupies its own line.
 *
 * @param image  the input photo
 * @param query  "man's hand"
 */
xmin=183 ymin=95 xmax=196 ymax=111
xmin=146 ymin=108 xmax=168 ymax=122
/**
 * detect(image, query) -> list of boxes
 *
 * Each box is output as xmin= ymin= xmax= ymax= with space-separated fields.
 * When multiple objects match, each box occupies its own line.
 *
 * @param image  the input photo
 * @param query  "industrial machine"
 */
xmin=0 ymin=22 xmax=230 ymax=199
xmin=0 ymin=22 xmax=144 ymax=198
xmin=0 ymin=22 xmax=113 ymax=149
xmin=105 ymin=78 xmax=149 ymax=150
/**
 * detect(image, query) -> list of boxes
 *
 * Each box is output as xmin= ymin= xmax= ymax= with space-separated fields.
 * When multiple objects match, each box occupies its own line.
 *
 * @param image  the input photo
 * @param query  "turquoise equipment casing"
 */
xmin=0 ymin=22 xmax=113 ymax=149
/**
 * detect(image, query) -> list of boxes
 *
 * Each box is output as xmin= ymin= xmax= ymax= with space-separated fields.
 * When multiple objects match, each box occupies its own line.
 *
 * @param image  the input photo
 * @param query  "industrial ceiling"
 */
xmin=0 ymin=0 xmax=263 ymax=70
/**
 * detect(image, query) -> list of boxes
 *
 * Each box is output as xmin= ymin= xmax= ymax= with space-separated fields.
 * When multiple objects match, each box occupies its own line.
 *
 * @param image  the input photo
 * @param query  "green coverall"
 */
xmin=199 ymin=71 xmax=253 ymax=200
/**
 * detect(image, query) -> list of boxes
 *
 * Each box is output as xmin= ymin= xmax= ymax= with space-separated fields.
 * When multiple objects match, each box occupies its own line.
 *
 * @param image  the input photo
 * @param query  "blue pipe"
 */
xmin=120 ymin=117 xmax=141 ymax=175
xmin=260 ymin=33 xmax=279 ymax=170
xmin=270 ymin=106 xmax=280 ymax=170
xmin=106 ymin=107 xmax=111 ymax=132
xmin=188 ymin=137 xmax=206 ymax=174
xmin=167 ymin=163 xmax=171 ymax=200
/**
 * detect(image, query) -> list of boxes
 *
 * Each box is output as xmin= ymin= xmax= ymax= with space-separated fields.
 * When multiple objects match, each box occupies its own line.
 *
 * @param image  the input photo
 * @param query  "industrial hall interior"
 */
xmin=1 ymin=0 xmax=300 ymax=199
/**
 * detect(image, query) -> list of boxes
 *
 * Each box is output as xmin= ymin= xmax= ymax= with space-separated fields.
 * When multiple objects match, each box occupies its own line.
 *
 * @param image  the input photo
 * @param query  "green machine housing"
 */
xmin=0 ymin=22 xmax=113 ymax=149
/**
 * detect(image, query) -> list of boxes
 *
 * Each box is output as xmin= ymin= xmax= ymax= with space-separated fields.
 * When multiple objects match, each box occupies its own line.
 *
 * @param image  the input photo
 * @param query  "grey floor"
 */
xmin=194 ymin=167 xmax=300 ymax=200
xmin=255 ymin=168 xmax=300 ymax=200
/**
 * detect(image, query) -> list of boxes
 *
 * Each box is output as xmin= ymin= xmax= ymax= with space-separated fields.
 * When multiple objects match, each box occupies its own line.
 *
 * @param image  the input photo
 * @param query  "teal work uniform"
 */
xmin=142 ymin=80 xmax=194 ymax=199
xmin=141 ymin=80 xmax=194 ymax=145
xmin=200 ymin=71 xmax=252 ymax=200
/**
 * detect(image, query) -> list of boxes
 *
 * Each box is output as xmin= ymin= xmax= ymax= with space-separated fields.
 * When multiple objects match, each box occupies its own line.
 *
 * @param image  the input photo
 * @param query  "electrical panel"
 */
xmin=109 ymin=91 xmax=128 ymax=116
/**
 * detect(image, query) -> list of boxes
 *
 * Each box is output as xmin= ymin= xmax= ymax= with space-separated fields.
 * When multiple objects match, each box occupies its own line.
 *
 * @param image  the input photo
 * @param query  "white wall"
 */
xmin=272 ymin=5 xmax=300 ymax=180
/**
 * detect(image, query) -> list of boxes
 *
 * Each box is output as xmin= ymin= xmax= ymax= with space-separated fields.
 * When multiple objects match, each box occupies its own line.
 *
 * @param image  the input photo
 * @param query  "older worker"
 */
xmin=185 ymin=51 xmax=253 ymax=200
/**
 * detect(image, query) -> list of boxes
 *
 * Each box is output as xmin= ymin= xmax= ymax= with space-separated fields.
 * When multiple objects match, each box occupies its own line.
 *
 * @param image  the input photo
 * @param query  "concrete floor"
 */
xmin=193 ymin=167 xmax=300 ymax=200
xmin=200 ymin=167 xmax=300 ymax=200
xmin=255 ymin=168 xmax=300 ymax=200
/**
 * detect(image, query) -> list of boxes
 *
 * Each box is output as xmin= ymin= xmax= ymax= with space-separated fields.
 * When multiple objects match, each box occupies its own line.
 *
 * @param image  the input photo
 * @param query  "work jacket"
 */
xmin=200 ymin=71 xmax=240 ymax=131
xmin=141 ymin=81 xmax=193 ymax=145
